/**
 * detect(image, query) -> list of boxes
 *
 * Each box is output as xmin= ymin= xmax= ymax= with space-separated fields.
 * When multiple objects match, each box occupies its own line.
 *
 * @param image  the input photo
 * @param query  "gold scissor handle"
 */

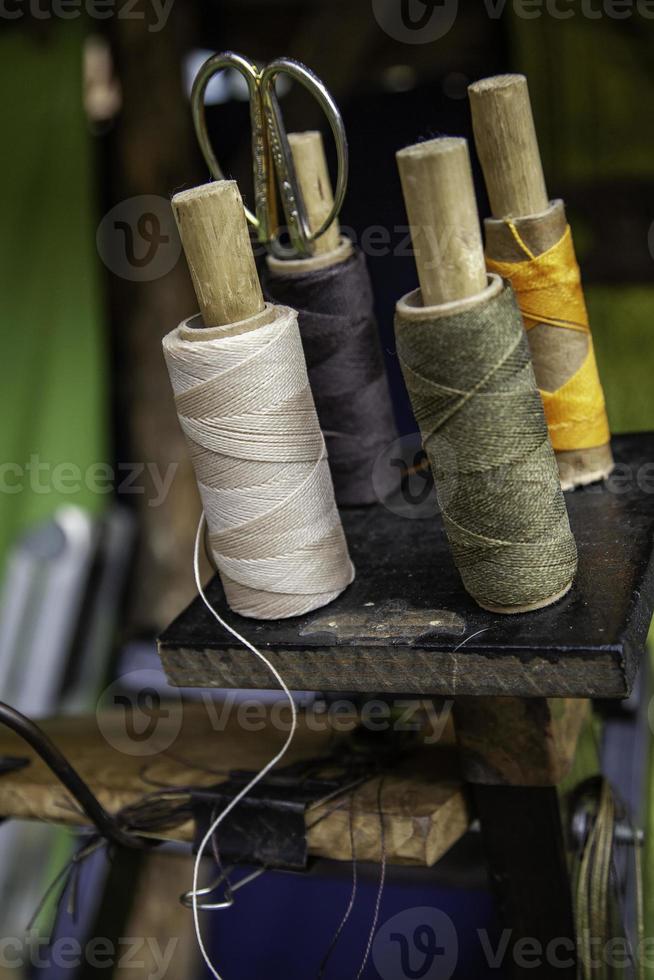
xmin=190 ymin=51 xmax=348 ymax=260
xmin=191 ymin=52 xmax=270 ymax=235
xmin=259 ymin=58 xmax=348 ymax=259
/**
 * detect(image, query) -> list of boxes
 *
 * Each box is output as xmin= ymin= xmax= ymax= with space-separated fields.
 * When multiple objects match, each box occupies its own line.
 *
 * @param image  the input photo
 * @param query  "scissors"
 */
xmin=191 ymin=51 xmax=348 ymax=260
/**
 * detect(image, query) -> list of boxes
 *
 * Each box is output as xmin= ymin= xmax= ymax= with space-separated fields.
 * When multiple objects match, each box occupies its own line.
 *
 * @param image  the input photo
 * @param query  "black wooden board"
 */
xmin=158 ymin=433 xmax=654 ymax=699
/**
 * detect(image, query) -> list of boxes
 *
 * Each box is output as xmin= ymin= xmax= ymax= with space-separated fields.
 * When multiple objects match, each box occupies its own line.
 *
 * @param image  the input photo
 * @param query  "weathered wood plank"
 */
xmin=454 ymin=697 xmax=590 ymax=786
xmin=0 ymin=706 xmax=469 ymax=868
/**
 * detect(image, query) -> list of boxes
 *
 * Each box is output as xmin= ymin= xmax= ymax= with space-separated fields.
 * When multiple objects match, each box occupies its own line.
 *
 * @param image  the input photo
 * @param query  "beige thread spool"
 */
xmin=165 ymin=180 xmax=354 ymax=619
xmin=396 ymin=137 xmax=575 ymax=614
xmin=469 ymin=74 xmax=614 ymax=490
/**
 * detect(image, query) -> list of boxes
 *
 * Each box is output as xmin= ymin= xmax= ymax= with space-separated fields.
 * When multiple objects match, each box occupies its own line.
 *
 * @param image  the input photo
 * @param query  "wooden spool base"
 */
xmin=558 ymin=445 xmax=616 ymax=493
xmin=178 ymin=304 xmax=277 ymax=343
xmin=266 ymin=236 xmax=353 ymax=276
xmin=395 ymin=273 xmax=501 ymax=322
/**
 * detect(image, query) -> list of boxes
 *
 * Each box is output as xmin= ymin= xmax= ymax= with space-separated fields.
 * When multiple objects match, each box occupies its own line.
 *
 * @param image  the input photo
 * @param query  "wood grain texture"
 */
xmin=454 ymin=697 xmax=590 ymax=786
xmin=289 ymin=131 xmax=341 ymax=256
xmin=469 ymin=74 xmax=549 ymax=219
xmin=159 ymin=434 xmax=654 ymax=699
xmin=0 ymin=706 xmax=469 ymax=868
xmin=172 ymin=181 xmax=264 ymax=328
xmin=396 ymin=137 xmax=487 ymax=305
xmin=266 ymin=132 xmax=353 ymax=275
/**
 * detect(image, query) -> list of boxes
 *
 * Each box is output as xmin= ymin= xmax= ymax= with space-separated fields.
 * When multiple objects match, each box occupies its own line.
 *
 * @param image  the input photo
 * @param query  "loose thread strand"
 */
xmin=317 ymin=794 xmax=359 ymax=980
xmin=355 ymin=776 xmax=387 ymax=980
xmin=190 ymin=513 xmax=298 ymax=980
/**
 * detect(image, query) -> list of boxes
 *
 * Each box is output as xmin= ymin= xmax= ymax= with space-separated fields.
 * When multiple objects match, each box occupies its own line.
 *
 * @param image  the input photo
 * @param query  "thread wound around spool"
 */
xmin=263 ymin=247 xmax=398 ymax=506
xmin=484 ymin=200 xmax=614 ymax=491
xmin=395 ymin=277 xmax=578 ymax=613
xmin=163 ymin=303 xmax=355 ymax=620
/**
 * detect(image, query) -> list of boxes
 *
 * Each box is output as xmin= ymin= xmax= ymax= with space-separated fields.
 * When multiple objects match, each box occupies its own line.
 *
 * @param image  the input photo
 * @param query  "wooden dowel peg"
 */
xmin=172 ymin=180 xmax=265 ymax=328
xmin=468 ymin=74 xmax=549 ymax=219
xmin=289 ymin=131 xmax=342 ymax=256
xmin=396 ymin=137 xmax=487 ymax=306
xmin=267 ymin=131 xmax=352 ymax=275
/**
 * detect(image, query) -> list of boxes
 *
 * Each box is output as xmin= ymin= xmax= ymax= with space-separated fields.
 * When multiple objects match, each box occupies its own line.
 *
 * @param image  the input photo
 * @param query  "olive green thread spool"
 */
xmin=395 ymin=137 xmax=577 ymax=613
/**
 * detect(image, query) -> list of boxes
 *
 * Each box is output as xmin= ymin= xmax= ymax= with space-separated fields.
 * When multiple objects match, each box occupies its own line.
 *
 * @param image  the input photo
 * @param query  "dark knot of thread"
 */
xmin=395 ymin=284 xmax=578 ymax=610
xmin=263 ymin=249 xmax=398 ymax=506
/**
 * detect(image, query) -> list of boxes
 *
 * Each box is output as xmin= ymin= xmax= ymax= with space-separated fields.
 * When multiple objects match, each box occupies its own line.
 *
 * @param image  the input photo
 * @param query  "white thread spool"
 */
xmin=163 ymin=181 xmax=354 ymax=619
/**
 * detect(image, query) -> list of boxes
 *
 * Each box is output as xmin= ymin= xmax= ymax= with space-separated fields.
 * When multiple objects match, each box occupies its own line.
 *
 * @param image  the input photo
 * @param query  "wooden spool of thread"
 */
xmin=395 ymin=137 xmax=577 ymax=614
xmin=264 ymin=132 xmax=398 ymax=507
xmin=469 ymin=74 xmax=614 ymax=491
xmin=163 ymin=180 xmax=354 ymax=619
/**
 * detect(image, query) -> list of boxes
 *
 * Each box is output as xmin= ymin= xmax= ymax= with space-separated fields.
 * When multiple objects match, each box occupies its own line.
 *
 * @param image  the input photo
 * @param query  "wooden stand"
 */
xmin=157 ymin=432 xmax=654 ymax=980
xmin=469 ymin=74 xmax=614 ymax=490
xmin=152 ymin=152 xmax=641 ymax=979
xmin=455 ymin=696 xmax=590 ymax=980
